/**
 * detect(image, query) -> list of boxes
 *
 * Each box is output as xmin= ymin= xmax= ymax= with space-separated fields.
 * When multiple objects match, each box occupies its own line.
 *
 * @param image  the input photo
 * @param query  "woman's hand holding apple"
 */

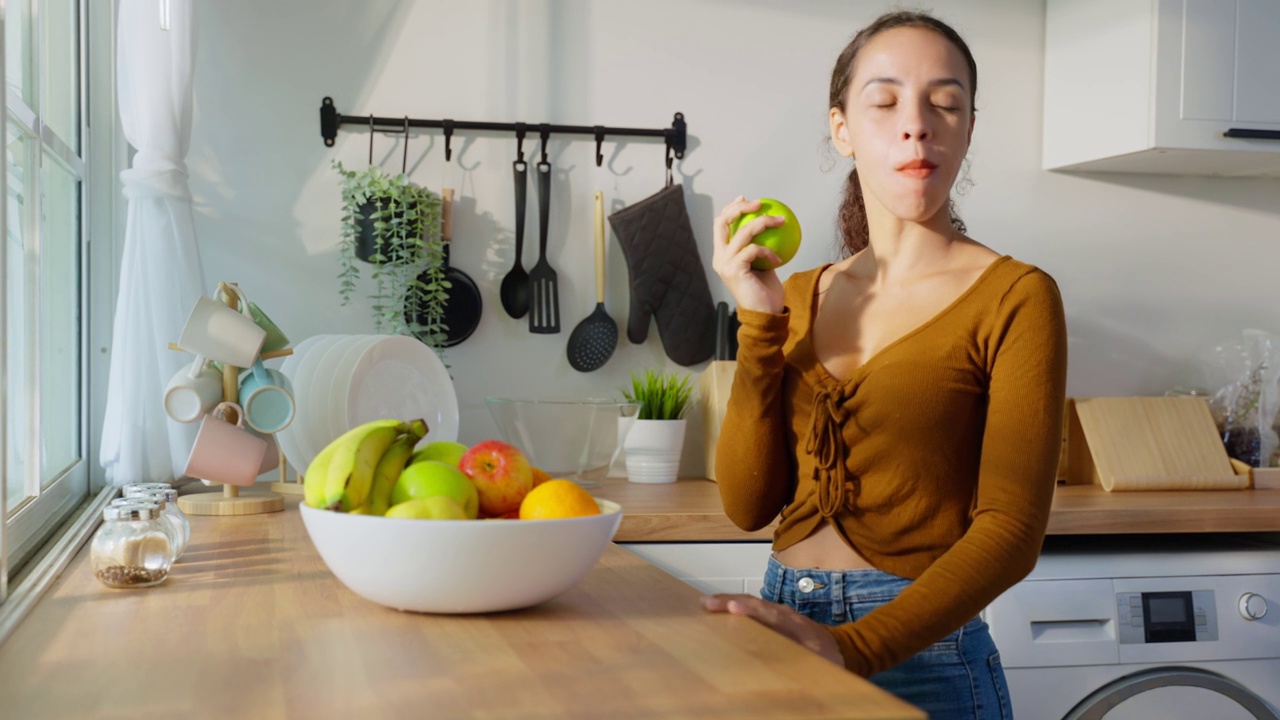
xmin=712 ymin=196 xmax=785 ymax=315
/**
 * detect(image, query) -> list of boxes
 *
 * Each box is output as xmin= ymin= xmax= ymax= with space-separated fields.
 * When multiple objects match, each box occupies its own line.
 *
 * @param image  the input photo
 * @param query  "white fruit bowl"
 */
xmin=298 ymin=499 xmax=623 ymax=614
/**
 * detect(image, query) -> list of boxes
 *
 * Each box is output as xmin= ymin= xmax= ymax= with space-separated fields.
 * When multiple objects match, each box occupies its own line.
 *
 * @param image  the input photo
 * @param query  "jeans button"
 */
xmin=797 ymin=577 xmax=815 ymax=593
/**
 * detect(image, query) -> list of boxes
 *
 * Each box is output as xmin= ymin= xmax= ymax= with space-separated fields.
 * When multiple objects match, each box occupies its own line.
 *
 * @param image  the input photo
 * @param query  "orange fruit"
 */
xmin=530 ymin=466 xmax=553 ymax=488
xmin=518 ymin=479 xmax=601 ymax=520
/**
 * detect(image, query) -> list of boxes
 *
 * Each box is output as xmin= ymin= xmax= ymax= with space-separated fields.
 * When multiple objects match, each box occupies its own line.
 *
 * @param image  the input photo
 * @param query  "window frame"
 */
xmin=1 ymin=0 xmax=120 ymax=611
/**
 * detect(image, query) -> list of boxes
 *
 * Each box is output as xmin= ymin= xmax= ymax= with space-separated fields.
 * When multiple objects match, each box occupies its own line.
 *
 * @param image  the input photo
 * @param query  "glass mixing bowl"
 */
xmin=484 ymin=398 xmax=642 ymax=488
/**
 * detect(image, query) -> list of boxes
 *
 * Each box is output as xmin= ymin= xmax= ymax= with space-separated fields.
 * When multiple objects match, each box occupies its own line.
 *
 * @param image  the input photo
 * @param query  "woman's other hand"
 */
xmin=700 ymin=593 xmax=845 ymax=667
xmin=712 ymin=197 xmax=786 ymax=315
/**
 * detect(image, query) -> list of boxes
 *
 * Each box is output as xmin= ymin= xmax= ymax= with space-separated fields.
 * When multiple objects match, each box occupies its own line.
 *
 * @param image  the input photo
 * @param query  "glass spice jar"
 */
xmin=90 ymin=501 xmax=175 ymax=589
xmin=111 ymin=495 xmax=185 ymax=562
xmin=122 ymin=486 xmax=190 ymax=560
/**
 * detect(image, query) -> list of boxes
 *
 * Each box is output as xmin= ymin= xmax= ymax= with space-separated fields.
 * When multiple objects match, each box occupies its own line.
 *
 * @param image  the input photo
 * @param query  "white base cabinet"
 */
xmin=619 ymin=542 xmax=773 ymax=597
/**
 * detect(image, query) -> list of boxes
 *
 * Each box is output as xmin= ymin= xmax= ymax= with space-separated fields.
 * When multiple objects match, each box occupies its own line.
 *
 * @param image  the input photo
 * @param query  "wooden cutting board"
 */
xmin=1065 ymin=396 xmax=1249 ymax=491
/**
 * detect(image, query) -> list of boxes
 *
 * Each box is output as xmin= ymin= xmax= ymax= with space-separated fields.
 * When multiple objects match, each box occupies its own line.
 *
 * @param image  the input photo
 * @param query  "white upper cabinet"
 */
xmin=1044 ymin=0 xmax=1280 ymax=176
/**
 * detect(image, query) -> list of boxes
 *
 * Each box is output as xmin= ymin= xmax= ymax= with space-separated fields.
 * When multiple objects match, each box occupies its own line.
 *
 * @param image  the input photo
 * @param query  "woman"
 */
xmin=702 ymin=10 xmax=1068 ymax=719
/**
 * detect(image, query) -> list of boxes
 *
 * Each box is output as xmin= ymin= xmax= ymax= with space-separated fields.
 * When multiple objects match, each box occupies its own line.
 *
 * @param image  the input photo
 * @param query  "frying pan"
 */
xmin=406 ymin=188 xmax=482 ymax=347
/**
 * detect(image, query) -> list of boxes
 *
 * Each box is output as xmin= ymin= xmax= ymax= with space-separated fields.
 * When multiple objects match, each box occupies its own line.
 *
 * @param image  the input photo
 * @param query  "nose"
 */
xmin=899 ymin=99 xmax=932 ymax=141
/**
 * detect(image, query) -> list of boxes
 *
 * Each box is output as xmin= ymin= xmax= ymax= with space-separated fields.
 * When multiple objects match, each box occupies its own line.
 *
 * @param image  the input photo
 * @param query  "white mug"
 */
xmin=163 ymin=356 xmax=223 ymax=423
xmin=178 ymin=295 xmax=267 ymax=369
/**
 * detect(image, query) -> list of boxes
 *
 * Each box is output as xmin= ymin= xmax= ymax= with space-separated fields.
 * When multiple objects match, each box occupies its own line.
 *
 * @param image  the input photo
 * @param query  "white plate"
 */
xmin=323 ymin=335 xmax=379 ymax=446
xmin=347 ymin=335 xmax=459 ymax=445
xmin=305 ymin=335 xmax=366 ymax=460
xmin=291 ymin=334 xmax=346 ymax=470
xmin=277 ymin=334 xmax=328 ymax=475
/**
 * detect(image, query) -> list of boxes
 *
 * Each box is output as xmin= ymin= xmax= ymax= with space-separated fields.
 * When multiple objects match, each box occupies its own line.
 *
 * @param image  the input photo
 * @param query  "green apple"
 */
xmin=384 ymin=496 xmax=468 ymax=520
xmin=409 ymin=440 xmax=468 ymax=468
xmin=729 ymin=198 xmax=802 ymax=270
xmin=391 ymin=460 xmax=480 ymax=519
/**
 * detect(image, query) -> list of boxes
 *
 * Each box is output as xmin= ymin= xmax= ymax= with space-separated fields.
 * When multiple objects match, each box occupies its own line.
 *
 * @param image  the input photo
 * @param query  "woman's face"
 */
xmin=831 ymin=26 xmax=975 ymax=227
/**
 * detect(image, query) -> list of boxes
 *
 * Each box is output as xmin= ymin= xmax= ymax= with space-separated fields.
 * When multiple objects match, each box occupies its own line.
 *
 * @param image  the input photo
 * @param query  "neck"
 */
xmin=853 ymin=196 xmax=959 ymax=286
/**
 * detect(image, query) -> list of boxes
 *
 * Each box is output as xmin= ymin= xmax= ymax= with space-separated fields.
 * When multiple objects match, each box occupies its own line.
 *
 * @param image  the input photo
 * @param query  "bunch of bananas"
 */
xmin=303 ymin=418 xmax=428 ymax=513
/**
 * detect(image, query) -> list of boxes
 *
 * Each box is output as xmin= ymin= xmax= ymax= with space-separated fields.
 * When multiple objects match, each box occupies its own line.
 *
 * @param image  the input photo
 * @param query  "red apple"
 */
xmin=457 ymin=440 xmax=533 ymax=517
xmin=729 ymin=198 xmax=802 ymax=270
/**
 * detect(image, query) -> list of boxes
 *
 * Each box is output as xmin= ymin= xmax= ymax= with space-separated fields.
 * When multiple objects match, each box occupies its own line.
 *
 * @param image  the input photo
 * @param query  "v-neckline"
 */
xmin=807 ymin=255 xmax=1011 ymax=386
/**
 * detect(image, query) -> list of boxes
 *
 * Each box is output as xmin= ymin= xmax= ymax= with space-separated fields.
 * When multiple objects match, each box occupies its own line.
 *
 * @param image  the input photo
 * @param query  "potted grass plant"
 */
xmin=619 ymin=370 xmax=694 ymax=484
xmin=334 ymin=161 xmax=448 ymax=347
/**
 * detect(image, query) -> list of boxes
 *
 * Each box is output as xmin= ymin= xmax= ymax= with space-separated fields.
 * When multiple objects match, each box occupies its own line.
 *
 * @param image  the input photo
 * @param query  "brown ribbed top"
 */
xmin=716 ymin=256 xmax=1068 ymax=676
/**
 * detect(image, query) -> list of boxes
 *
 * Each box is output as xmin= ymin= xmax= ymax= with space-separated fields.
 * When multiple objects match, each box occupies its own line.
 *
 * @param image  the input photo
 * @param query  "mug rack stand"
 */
xmin=174 ymin=282 xmax=290 ymax=516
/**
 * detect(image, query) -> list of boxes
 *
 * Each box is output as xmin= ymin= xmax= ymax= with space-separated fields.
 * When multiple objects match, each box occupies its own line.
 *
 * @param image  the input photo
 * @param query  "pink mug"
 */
xmin=184 ymin=402 xmax=268 ymax=486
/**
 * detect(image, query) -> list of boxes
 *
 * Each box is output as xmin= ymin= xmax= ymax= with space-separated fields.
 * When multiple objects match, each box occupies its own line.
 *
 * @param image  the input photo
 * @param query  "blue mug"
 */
xmin=238 ymin=359 xmax=295 ymax=434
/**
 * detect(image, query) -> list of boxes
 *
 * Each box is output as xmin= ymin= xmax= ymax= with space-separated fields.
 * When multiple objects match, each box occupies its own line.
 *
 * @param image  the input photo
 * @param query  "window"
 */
xmin=3 ymin=0 xmax=91 ymax=587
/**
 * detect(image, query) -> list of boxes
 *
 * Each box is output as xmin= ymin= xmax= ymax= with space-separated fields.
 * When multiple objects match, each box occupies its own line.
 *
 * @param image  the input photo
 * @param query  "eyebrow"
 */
xmin=861 ymin=77 xmax=966 ymax=91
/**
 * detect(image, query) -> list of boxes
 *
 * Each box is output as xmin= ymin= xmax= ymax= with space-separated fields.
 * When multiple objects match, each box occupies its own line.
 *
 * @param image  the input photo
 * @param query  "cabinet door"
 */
xmin=1234 ymin=0 xmax=1280 ymax=124
xmin=1156 ymin=0 xmax=1280 ymax=153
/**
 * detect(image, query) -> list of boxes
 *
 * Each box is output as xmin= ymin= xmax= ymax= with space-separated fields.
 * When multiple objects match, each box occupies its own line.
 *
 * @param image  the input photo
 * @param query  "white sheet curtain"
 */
xmin=100 ymin=0 xmax=204 ymax=485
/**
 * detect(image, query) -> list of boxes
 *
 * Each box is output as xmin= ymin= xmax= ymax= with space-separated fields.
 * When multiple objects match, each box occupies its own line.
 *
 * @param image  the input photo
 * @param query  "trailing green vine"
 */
xmin=333 ymin=161 xmax=448 ymax=351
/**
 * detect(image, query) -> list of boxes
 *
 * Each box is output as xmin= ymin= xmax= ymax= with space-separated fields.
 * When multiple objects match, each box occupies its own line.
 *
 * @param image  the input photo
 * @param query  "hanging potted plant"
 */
xmin=619 ymin=369 xmax=694 ymax=484
xmin=333 ymin=161 xmax=448 ymax=347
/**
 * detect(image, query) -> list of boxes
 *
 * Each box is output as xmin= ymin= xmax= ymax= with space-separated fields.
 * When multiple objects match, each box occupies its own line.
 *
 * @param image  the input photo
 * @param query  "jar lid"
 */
xmin=104 ymin=500 xmax=161 ymax=521
xmin=123 ymin=486 xmax=177 ymax=502
xmin=122 ymin=482 xmax=173 ymax=493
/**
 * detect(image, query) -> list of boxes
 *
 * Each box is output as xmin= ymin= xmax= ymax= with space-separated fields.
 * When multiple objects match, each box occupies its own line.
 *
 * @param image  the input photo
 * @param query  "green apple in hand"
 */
xmin=385 ymin=496 xmax=469 ymax=520
xmin=729 ymin=198 xmax=802 ymax=270
xmin=409 ymin=440 xmax=468 ymax=468
xmin=392 ymin=460 xmax=480 ymax=519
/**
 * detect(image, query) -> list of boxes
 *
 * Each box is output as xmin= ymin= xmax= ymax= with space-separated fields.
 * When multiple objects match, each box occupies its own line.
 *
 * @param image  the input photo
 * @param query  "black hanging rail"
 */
xmin=319 ymin=97 xmax=687 ymax=167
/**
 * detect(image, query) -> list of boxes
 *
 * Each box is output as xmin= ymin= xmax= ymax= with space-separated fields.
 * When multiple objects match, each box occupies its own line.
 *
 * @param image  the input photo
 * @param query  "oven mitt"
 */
xmin=608 ymin=184 xmax=716 ymax=366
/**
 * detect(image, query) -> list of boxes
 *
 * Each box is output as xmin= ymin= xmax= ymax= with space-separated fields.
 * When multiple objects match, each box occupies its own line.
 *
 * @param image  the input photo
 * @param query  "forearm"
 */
xmin=826 ymin=507 xmax=1049 ymax=676
xmin=715 ymin=307 xmax=793 ymax=531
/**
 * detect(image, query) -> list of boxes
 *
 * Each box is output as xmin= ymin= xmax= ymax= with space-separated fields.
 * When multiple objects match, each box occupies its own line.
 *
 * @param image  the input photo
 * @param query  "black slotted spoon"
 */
xmin=498 ymin=159 xmax=530 ymax=319
xmin=528 ymin=159 xmax=560 ymax=333
xmin=566 ymin=191 xmax=618 ymax=371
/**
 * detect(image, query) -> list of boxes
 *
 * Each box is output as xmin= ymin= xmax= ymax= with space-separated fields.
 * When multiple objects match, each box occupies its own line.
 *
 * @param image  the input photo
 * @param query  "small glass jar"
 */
xmin=111 ymin=494 xmax=186 ymax=561
xmin=90 ymin=501 xmax=175 ymax=589
xmin=122 ymin=486 xmax=189 ymax=560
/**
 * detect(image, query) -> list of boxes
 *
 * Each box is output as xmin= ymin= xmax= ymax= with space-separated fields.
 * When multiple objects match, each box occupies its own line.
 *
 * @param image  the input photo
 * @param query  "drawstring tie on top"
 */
xmin=806 ymin=382 xmax=857 ymax=517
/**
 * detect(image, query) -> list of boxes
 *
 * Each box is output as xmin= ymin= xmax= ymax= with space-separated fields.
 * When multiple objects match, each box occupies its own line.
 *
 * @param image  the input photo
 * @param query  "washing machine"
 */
xmin=986 ymin=533 xmax=1280 ymax=720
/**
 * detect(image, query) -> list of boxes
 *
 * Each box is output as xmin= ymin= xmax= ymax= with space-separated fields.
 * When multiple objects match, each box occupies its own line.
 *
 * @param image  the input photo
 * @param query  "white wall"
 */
xmin=187 ymin=0 xmax=1280 ymax=475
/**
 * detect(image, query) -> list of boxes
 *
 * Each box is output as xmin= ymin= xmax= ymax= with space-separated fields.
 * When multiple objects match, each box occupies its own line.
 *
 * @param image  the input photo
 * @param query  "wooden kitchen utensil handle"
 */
xmin=442 ymin=188 xmax=454 ymax=242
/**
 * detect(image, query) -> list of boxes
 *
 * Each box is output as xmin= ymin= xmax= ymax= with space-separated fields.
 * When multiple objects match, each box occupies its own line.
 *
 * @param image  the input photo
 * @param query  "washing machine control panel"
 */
xmin=1116 ymin=590 xmax=1218 ymax=644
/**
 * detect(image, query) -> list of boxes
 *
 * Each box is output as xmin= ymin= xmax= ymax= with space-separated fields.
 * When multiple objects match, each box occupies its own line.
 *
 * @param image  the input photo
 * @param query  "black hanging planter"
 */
xmin=354 ymin=198 xmax=405 ymax=264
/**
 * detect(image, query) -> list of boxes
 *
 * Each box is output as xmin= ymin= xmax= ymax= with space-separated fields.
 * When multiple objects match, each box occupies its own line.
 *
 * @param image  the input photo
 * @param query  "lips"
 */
xmin=896 ymin=158 xmax=938 ymax=179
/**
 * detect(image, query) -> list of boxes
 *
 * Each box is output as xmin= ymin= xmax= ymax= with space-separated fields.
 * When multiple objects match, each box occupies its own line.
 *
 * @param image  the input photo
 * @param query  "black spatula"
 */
xmin=528 ymin=160 xmax=560 ymax=333
xmin=566 ymin=191 xmax=618 ymax=371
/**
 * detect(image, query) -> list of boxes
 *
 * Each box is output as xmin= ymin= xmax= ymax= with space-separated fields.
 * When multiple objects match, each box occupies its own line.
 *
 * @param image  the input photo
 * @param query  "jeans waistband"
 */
xmin=764 ymin=553 xmax=912 ymax=605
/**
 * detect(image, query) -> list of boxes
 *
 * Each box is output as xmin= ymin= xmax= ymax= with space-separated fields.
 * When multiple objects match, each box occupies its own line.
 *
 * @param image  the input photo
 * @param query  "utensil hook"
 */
xmin=443 ymin=119 xmax=455 ymax=162
xmin=539 ymin=124 xmax=550 ymax=165
xmin=515 ymin=123 xmax=527 ymax=164
xmin=594 ymin=126 xmax=605 ymax=167
xmin=664 ymin=138 xmax=674 ymax=187
xmin=401 ymin=117 xmax=410 ymax=174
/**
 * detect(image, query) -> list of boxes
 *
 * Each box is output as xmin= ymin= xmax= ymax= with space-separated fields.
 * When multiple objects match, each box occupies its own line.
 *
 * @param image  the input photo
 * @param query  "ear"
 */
xmin=829 ymin=107 xmax=855 ymax=158
xmin=967 ymin=110 xmax=976 ymax=144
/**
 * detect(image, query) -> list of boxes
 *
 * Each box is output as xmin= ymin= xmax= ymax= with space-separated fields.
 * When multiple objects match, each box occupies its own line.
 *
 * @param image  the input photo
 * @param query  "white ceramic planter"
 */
xmin=622 ymin=418 xmax=686 ymax=484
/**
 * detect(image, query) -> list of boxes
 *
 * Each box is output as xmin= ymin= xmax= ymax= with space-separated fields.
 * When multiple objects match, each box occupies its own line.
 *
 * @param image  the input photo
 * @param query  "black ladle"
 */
xmin=566 ymin=191 xmax=618 ymax=371
xmin=499 ymin=160 xmax=530 ymax=318
xmin=406 ymin=188 xmax=482 ymax=346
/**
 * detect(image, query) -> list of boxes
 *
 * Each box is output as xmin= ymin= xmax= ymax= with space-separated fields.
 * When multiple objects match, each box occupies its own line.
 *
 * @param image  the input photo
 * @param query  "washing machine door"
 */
xmin=1066 ymin=667 xmax=1279 ymax=720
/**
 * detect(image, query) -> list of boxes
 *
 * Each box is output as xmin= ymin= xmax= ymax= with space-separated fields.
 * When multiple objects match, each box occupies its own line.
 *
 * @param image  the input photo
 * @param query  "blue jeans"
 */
xmin=761 ymin=555 xmax=1013 ymax=720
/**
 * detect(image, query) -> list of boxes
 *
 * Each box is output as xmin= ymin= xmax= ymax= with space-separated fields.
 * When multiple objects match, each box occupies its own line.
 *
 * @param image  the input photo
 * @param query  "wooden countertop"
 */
xmin=0 ymin=498 xmax=923 ymax=720
xmin=593 ymin=474 xmax=1280 ymax=542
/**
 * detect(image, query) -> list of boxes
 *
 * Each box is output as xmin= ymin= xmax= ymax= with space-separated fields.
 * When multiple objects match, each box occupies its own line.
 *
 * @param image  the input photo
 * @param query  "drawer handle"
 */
xmin=1223 ymin=128 xmax=1280 ymax=140
xmin=1030 ymin=619 xmax=1112 ymax=643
